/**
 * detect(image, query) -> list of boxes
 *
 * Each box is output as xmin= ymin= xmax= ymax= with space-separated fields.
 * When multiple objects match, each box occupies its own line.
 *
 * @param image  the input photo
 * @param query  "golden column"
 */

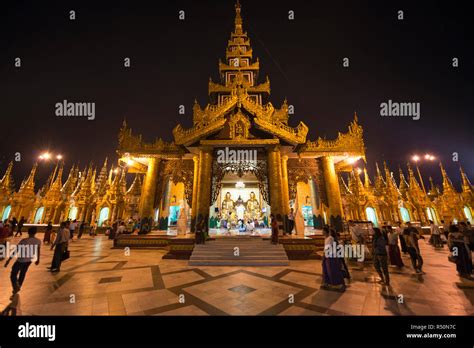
xmin=196 ymin=147 xmax=213 ymax=220
xmin=321 ymin=156 xmax=343 ymax=224
xmin=191 ymin=155 xmax=200 ymax=230
xmin=280 ymin=155 xmax=290 ymax=215
xmin=139 ymin=157 xmax=160 ymax=218
xmin=267 ymin=146 xmax=284 ymax=217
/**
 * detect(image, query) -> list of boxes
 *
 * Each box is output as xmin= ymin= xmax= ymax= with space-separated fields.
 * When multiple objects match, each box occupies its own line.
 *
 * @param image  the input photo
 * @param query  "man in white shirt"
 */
xmin=69 ymin=219 xmax=77 ymax=240
xmin=4 ymin=227 xmax=41 ymax=294
xmin=116 ymin=221 xmax=126 ymax=237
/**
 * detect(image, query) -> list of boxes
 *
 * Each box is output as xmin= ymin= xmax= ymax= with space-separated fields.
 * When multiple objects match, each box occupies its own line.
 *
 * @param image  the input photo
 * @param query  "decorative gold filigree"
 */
xmin=118 ymin=120 xmax=181 ymax=155
xmin=301 ymin=115 xmax=365 ymax=155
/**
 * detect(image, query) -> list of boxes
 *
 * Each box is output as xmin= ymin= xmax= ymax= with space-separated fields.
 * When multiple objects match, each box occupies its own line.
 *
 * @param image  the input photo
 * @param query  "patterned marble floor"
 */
xmin=1 ymin=234 xmax=473 ymax=316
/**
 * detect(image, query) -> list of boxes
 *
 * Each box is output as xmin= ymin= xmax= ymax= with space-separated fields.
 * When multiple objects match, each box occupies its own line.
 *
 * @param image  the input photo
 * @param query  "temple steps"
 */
xmin=189 ymin=238 xmax=289 ymax=266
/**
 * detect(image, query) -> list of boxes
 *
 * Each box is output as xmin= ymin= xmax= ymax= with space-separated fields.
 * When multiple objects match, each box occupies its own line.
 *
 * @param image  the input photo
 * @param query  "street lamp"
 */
xmin=411 ymin=153 xmax=436 ymax=194
xmin=38 ymin=152 xmax=62 ymax=162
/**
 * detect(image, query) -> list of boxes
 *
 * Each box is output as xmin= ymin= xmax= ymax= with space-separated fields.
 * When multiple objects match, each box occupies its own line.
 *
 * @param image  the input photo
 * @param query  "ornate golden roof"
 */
xmin=172 ymin=1 xmax=308 ymax=147
xmin=118 ymin=120 xmax=181 ymax=156
xmin=300 ymin=114 xmax=365 ymax=157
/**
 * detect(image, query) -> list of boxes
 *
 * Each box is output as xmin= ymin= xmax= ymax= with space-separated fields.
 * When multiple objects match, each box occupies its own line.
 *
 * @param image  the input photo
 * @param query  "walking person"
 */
xmin=448 ymin=225 xmax=472 ymax=279
xmin=48 ymin=221 xmax=70 ymax=273
xmin=429 ymin=220 xmax=442 ymax=248
xmin=69 ymin=219 xmax=77 ymax=240
xmin=372 ymin=228 xmax=390 ymax=285
xmin=43 ymin=221 xmax=53 ymax=244
xmin=195 ymin=216 xmax=205 ymax=245
xmin=441 ymin=220 xmax=450 ymax=241
xmin=14 ymin=217 xmax=25 ymax=237
xmin=321 ymin=227 xmax=346 ymax=291
xmin=109 ymin=220 xmax=118 ymax=239
xmin=270 ymin=214 xmax=279 ymax=244
xmin=9 ymin=217 xmax=17 ymax=237
xmin=89 ymin=221 xmax=97 ymax=236
xmin=287 ymin=208 xmax=295 ymax=235
xmin=77 ymin=221 xmax=86 ymax=239
xmin=332 ymin=228 xmax=351 ymax=280
xmin=4 ymin=227 xmax=41 ymax=295
xmin=404 ymin=222 xmax=424 ymax=274
xmin=395 ymin=222 xmax=408 ymax=254
xmin=0 ymin=222 xmax=10 ymax=261
xmin=387 ymin=226 xmax=404 ymax=268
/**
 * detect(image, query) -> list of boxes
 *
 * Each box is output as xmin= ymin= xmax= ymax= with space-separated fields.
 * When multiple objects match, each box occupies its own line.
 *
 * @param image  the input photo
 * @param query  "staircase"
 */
xmin=189 ymin=237 xmax=290 ymax=266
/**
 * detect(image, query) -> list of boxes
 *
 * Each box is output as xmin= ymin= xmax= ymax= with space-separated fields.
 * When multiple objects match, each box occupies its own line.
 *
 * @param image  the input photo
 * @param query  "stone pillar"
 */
xmin=139 ymin=157 xmax=159 ymax=219
xmin=196 ymin=147 xmax=213 ymax=221
xmin=280 ymin=155 xmax=290 ymax=215
xmin=321 ymin=156 xmax=344 ymax=230
xmin=267 ymin=146 xmax=284 ymax=218
xmin=191 ymin=155 xmax=200 ymax=231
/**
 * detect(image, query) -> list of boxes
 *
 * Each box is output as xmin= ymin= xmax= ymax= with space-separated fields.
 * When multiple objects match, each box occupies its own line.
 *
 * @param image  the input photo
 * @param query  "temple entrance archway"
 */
xmin=464 ymin=206 xmax=473 ymax=224
xmin=34 ymin=207 xmax=44 ymax=224
xmin=98 ymin=207 xmax=110 ymax=227
xmin=365 ymin=206 xmax=378 ymax=227
xmin=209 ymin=158 xmax=271 ymax=236
xmin=400 ymin=207 xmax=410 ymax=222
xmin=2 ymin=205 xmax=11 ymax=221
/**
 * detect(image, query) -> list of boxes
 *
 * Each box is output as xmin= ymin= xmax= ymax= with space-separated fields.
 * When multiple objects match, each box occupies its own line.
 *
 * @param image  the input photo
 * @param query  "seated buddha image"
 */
xmin=221 ymin=192 xmax=235 ymax=219
xmin=246 ymin=191 xmax=261 ymax=219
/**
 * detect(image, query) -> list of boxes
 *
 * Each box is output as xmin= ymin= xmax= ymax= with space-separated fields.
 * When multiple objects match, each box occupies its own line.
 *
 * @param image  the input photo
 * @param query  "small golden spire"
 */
xmin=234 ymin=0 xmax=243 ymax=35
xmin=363 ymin=167 xmax=372 ymax=189
xmin=460 ymin=166 xmax=472 ymax=193
xmin=20 ymin=163 xmax=38 ymax=192
xmin=439 ymin=162 xmax=456 ymax=193
xmin=0 ymin=161 xmax=14 ymax=188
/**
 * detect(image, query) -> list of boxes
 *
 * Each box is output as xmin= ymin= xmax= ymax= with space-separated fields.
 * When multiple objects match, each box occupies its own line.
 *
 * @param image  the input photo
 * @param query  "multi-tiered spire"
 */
xmin=460 ymin=166 xmax=473 ymax=195
xmin=174 ymin=1 xmax=307 ymax=146
xmin=0 ymin=161 xmax=15 ymax=195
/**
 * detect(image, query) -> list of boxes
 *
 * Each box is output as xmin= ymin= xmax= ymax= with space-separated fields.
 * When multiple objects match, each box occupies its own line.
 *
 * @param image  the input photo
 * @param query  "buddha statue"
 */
xmin=221 ymin=192 xmax=235 ymax=220
xmin=246 ymin=191 xmax=261 ymax=220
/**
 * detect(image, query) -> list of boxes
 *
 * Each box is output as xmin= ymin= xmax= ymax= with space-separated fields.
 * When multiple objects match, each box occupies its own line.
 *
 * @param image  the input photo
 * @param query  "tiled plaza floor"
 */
xmin=1 ymin=234 xmax=473 ymax=315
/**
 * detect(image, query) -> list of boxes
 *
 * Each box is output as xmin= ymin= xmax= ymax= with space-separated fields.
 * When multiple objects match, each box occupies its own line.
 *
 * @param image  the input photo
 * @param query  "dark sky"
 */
xmin=1 ymin=0 xmax=473 ymax=189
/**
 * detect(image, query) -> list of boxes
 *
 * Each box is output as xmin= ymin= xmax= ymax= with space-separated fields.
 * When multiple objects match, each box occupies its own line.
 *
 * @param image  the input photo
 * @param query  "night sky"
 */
xmin=1 ymin=0 xmax=473 ymax=189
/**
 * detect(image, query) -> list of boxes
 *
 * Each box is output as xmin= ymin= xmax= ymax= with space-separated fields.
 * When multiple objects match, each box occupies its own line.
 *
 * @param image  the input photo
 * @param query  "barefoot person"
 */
xmin=404 ymin=222 xmax=424 ymax=274
xmin=4 ymin=227 xmax=41 ymax=295
xmin=388 ymin=226 xmax=404 ymax=268
xmin=48 ymin=221 xmax=70 ymax=272
xmin=321 ymin=227 xmax=346 ymax=291
xmin=372 ymin=228 xmax=390 ymax=285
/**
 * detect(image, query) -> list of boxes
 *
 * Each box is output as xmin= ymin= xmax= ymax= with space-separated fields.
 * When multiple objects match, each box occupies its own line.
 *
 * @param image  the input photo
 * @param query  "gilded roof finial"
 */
xmin=459 ymin=166 xmax=473 ymax=194
xmin=439 ymin=162 xmax=456 ymax=193
xmin=234 ymin=0 xmax=243 ymax=35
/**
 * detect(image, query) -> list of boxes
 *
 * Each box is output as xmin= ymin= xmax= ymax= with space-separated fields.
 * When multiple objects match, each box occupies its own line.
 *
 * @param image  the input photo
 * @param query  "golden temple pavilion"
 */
xmin=0 ymin=1 xmax=472 ymax=233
